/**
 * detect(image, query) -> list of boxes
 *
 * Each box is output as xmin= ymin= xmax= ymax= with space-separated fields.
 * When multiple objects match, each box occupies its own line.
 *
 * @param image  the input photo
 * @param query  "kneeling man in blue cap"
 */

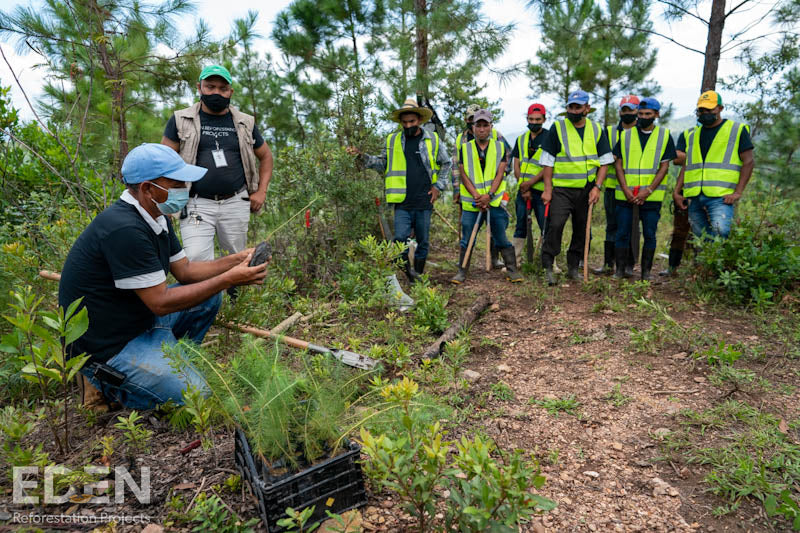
xmin=58 ymin=143 xmax=268 ymax=412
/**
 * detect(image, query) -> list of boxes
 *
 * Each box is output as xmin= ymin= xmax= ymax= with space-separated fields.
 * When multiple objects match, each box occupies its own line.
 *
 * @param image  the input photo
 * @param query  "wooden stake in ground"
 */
xmin=420 ymin=294 xmax=492 ymax=359
xmin=485 ymin=208 xmax=491 ymax=272
xmin=584 ymin=202 xmax=594 ymax=281
xmin=462 ymin=210 xmax=483 ymax=269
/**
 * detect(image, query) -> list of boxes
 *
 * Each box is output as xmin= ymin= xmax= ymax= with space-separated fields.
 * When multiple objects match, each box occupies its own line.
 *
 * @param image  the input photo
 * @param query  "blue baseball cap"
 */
xmin=639 ymin=97 xmax=661 ymax=111
xmin=121 ymin=143 xmax=207 ymax=184
xmin=567 ymin=90 xmax=590 ymax=105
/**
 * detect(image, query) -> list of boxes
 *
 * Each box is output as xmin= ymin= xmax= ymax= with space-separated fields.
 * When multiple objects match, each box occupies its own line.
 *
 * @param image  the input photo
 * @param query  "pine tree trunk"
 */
xmin=414 ymin=0 xmax=429 ymax=100
xmin=701 ymin=0 xmax=726 ymax=91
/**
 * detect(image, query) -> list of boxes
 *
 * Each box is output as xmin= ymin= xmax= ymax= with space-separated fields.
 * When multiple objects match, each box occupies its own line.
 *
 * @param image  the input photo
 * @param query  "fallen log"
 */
xmin=420 ymin=294 xmax=492 ymax=359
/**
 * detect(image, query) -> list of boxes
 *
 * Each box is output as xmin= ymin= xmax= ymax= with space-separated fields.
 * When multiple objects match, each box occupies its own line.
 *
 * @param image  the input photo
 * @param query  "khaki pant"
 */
xmin=180 ymin=189 xmax=250 ymax=261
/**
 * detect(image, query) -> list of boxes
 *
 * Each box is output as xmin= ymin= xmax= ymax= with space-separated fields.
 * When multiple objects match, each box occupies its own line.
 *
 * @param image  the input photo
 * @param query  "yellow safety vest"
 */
xmin=616 ymin=126 xmax=670 ymax=203
xmin=683 ymin=121 xmax=747 ymax=198
xmin=460 ymin=139 xmax=506 ymax=212
xmin=384 ymin=131 xmax=440 ymax=203
xmin=552 ymin=118 xmax=601 ymax=188
xmin=516 ymin=131 xmax=545 ymax=192
xmin=605 ymin=125 xmax=618 ymax=190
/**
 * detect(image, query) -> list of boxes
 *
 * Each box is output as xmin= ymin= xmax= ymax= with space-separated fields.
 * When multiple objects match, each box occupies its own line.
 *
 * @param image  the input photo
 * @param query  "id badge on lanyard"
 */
xmin=212 ymin=140 xmax=228 ymax=168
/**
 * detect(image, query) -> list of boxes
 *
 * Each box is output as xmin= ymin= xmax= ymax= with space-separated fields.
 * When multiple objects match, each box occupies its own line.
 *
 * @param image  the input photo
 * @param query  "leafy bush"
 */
xmin=410 ymin=279 xmax=449 ymax=333
xmin=694 ymin=212 xmax=800 ymax=307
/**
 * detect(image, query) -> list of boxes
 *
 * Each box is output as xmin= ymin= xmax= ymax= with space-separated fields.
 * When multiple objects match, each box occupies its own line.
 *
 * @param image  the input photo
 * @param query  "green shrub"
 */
xmin=410 ymin=280 xmax=449 ymax=333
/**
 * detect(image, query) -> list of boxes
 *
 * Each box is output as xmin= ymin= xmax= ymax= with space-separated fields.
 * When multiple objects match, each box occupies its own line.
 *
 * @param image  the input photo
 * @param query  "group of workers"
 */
xmin=57 ymin=63 xmax=755 ymax=412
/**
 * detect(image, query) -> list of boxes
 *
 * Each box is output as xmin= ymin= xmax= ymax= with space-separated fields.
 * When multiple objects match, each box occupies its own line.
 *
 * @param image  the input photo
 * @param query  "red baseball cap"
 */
xmin=527 ymin=103 xmax=546 ymax=117
xmin=619 ymin=95 xmax=640 ymax=109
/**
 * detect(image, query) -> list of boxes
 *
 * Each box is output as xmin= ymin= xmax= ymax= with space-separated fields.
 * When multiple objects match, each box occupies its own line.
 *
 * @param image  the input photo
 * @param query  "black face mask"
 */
xmin=403 ymin=126 xmax=420 ymax=138
xmin=638 ymin=117 xmax=655 ymax=128
xmin=566 ymin=112 xmax=584 ymax=124
xmin=201 ymin=93 xmax=230 ymax=113
xmin=527 ymin=123 xmax=543 ymax=133
xmin=698 ymin=112 xmax=717 ymax=126
xmin=620 ymin=113 xmax=637 ymax=125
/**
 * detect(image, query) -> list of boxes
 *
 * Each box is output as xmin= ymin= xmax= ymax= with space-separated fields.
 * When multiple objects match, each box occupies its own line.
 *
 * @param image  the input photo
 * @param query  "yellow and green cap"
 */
xmin=199 ymin=65 xmax=232 ymax=84
xmin=697 ymin=90 xmax=722 ymax=109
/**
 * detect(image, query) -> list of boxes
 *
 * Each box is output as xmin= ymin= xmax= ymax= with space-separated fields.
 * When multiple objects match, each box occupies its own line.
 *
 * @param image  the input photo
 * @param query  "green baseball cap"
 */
xmin=199 ymin=65 xmax=232 ymax=84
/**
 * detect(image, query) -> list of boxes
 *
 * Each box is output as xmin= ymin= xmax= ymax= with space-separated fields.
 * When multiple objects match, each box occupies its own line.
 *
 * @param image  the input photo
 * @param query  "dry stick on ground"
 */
xmin=432 ymin=207 xmax=460 ymax=237
xmin=420 ymin=294 xmax=492 ymax=359
xmin=269 ymin=312 xmax=304 ymax=335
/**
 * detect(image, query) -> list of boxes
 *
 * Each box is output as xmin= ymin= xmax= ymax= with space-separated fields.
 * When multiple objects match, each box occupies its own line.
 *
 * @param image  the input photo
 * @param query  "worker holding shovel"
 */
xmin=450 ymin=109 xmax=522 ymax=284
xmin=348 ymin=98 xmax=451 ymax=282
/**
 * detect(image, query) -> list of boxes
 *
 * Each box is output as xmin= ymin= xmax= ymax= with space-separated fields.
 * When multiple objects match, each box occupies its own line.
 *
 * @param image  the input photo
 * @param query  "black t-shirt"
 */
xmin=58 ymin=200 xmax=182 ymax=364
xmin=612 ymin=127 xmax=677 ymax=162
xmin=398 ymin=132 xmax=432 ymax=210
xmin=511 ymin=129 xmax=548 ymax=160
xmin=675 ymin=120 xmax=754 ymax=160
xmin=541 ymin=121 xmax=611 ymax=158
xmin=164 ymin=110 xmax=265 ymax=197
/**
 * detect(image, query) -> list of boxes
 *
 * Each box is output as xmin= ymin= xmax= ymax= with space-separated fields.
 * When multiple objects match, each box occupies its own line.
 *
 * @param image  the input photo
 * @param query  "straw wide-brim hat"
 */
xmin=390 ymin=98 xmax=433 ymax=124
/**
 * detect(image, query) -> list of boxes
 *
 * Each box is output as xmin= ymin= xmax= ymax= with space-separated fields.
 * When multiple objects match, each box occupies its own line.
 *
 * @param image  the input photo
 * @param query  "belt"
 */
xmin=195 ymin=186 xmax=246 ymax=201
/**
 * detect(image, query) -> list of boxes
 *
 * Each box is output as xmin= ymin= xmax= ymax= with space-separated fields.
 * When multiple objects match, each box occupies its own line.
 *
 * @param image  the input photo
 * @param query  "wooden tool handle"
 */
xmin=40 ymin=270 xmax=62 ymax=281
xmin=584 ymin=203 xmax=593 ymax=282
xmin=222 ymin=321 xmax=310 ymax=350
xmin=462 ymin=210 xmax=482 ymax=269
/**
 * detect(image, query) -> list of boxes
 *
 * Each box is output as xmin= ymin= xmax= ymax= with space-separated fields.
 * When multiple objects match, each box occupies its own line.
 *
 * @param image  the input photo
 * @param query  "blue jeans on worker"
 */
xmin=394 ymin=208 xmax=432 ymax=260
xmin=615 ymin=201 xmax=661 ymax=251
xmin=603 ymin=187 xmax=618 ymax=244
xmin=82 ymin=287 xmax=221 ymax=410
xmin=514 ymin=190 xmax=545 ymax=238
xmin=460 ymin=206 xmax=511 ymax=251
xmin=688 ymin=194 xmax=734 ymax=240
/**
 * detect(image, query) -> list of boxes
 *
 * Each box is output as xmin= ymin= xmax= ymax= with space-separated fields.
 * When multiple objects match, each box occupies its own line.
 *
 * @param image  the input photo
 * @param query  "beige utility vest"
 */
xmin=173 ymin=102 xmax=260 ymax=193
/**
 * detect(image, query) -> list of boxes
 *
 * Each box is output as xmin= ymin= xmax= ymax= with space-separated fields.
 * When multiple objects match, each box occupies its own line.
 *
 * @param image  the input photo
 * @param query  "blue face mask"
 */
xmin=149 ymin=182 xmax=189 ymax=215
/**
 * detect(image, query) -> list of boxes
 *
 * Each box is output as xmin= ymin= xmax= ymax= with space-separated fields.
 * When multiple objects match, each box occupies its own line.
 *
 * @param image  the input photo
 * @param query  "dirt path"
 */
xmin=365 ymin=249 xmax=799 ymax=533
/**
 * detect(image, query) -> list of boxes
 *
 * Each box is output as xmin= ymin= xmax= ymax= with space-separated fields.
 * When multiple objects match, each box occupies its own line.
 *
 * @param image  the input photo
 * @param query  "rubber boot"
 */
xmin=591 ymin=242 xmax=615 ymax=275
xmin=414 ymin=257 xmax=426 ymax=276
xmin=402 ymin=255 xmax=421 ymax=283
xmin=614 ymin=248 xmax=628 ymax=279
xmin=501 ymin=247 xmax=523 ymax=282
xmin=624 ymin=247 xmax=634 ymax=277
xmin=659 ymin=249 xmax=683 ymax=276
xmin=490 ymin=246 xmax=505 ymax=269
xmin=451 ymin=248 xmax=470 ymax=284
xmin=543 ymin=255 xmax=557 ymax=286
xmin=640 ymin=249 xmax=655 ymax=281
xmin=567 ymin=263 xmax=582 ymax=281
xmin=512 ymin=237 xmax=525 ymax=267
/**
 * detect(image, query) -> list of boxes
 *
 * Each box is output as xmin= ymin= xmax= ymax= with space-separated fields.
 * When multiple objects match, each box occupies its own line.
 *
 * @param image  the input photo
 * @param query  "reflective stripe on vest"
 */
xmin=384 ymin=131 xmax=440 ymax=203
xmin=460 ymin=139 xmax=506 ymax=212
xmin=605 ymin=125 xmax=619 ymax=190
xmin=517 ymin=131 xmax=545 ymax=192
xmin=553 ymin=119 xmax=600 ymax=188
xmin=615 ymin=126 xmax=669 ymax=202
xmin=683 ymin=121 xmax=746 ymax=198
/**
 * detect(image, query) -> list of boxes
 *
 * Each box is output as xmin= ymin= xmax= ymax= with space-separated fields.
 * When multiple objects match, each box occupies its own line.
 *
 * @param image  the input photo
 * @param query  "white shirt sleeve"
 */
xmin=114 ymin=270 xmax=167 ymax=290
xmin=539 ymin=152 xmax=556 ymax=168
xmin=169 ymin=250 xmax=186 ymax=263
xmin=599 ymin=152 xmax=615 ymax=165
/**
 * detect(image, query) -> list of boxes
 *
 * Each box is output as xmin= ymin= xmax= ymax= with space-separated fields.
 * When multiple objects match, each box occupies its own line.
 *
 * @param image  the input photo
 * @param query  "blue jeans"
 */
xmin=688 ymin=194 xmax=734 ymax=239
xmin=514 ymin=190 xmax=545 ymax=238
xmin=83 ymin=288 xmax=222 ymax=410
xmin=394 ymin=208 xmax=432 ymax=260
xmin=603 ymin=187 xmax=618 ymax=244
xmin=615 ymin=202 xmax=661 ymax=251
xmin=460 ymin=207 xmax=511 ymax=251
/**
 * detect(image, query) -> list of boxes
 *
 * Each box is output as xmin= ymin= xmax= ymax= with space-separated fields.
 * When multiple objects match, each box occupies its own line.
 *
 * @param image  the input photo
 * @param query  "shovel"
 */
xmin=222 ymin=322 xmax=378 ymax=370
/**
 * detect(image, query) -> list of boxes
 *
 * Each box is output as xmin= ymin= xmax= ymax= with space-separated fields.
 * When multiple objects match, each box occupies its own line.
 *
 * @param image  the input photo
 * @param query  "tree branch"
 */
xmin=656 ymin=0 xmax=709 ymax=25
xmin=585 ymin=23 xmax=705 ymax=55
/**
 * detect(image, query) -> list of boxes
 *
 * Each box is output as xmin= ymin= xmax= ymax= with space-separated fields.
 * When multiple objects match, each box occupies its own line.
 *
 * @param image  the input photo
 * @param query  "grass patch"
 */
xmin=530 ymin=394 xmax=580 ymax=417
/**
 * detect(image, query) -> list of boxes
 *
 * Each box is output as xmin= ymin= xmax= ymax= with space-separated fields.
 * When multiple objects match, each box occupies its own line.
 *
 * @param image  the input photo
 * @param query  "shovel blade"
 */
xmin=331 ymin=349 xmax=378 ymax=370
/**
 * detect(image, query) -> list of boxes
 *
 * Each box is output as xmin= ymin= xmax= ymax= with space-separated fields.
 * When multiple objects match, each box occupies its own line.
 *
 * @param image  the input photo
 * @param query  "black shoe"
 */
xmin=403 ymin=257 xmax=421 ymax=283
xmin=591 ymin=242 xmax=615 ymax=275
xmin=545 ymin=268 xmax=557 ymax=286
xmin=641 ymin=248 xmax=655 ymax=281
xmin=659 ymin=249 xmax=683 ymax=276
xmin=414 ymin=257 xmax=426 ymax=276
xmin=567 ymin=265 xmax=582 ymax=281
xmin=451 ymin=248 xmax=469 ymax=284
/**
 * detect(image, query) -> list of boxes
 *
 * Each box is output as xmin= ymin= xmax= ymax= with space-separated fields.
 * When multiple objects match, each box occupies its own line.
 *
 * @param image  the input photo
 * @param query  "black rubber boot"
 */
xmin=414 ymin=257 xmax=426 ymax=276
xmin=641 ymin=248 xmax=655 ymax=281
xmin=403 ymin=255 xmax=421 ymax=283
xmin=614 ymin=248 xmax=628 ymax=279
xmin=591 ymin=242 xmax=615 ymax=275
xmin=490 ymin=246 xmax=505 ymax=269
xmin=624 ymin=247 xmax=634 ymax=277
xmin=567 ymin=265 xmax=582 ymax=281
xmin=501 ymin=247 xmax=523 ymax=282
xmin=543 ymin=254 xmax=557 ymax=286
xmin=659 ymin=249 xmax=683 ymax=276
xmin=451 ymin=248 xmax=470 ymax=284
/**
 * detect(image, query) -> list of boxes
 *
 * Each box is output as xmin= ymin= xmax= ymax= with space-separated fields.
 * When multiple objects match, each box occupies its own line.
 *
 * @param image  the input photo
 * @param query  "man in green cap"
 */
xmin=162 ymin=65 xmax=273 ymax=271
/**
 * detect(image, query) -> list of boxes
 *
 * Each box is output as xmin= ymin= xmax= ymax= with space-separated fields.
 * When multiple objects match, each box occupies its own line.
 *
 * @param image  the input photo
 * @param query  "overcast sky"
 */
xmin=0 ymin=0 xmax=779 ymax=138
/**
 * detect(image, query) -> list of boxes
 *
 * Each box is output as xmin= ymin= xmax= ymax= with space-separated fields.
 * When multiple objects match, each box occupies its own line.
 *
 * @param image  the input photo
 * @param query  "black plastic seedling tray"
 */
xmin=234 ymin=428 xmax=367 ymax=532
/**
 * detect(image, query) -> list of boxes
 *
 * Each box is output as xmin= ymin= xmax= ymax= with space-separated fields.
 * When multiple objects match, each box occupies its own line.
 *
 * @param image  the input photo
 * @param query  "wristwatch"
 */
xmin=593 ymin=182 xmax=601 ymax=190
